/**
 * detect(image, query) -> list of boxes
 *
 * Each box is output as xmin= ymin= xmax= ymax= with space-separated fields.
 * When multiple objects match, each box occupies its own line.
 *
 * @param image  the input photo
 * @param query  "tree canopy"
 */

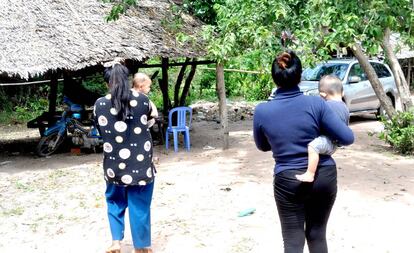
xmin=104 ymin=0 xmax=414 ymax=115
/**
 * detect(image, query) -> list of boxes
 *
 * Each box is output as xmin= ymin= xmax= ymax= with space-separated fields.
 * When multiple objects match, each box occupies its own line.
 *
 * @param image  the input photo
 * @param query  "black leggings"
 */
xmin=274 ymin=165 xmax=337 ymax=253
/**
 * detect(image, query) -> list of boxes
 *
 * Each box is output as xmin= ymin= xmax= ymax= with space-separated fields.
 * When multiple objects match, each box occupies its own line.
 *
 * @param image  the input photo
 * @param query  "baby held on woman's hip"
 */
xmin=132 ymin=73 xmax=158 ymax=128
xmin=296 ymin=75 xmax=350 ymax=182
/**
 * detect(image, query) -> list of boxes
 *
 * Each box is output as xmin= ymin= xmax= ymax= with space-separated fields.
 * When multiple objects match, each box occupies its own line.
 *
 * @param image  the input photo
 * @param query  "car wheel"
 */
xmin=376 ymin=95 xmax=395 ymax=118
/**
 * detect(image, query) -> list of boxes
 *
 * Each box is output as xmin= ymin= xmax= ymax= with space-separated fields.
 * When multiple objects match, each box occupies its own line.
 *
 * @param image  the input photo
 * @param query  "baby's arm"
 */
xmin=149 ymin=100 xmax=158 ymax=118
xmin=147 ymin=100 xmax=158 ymax=128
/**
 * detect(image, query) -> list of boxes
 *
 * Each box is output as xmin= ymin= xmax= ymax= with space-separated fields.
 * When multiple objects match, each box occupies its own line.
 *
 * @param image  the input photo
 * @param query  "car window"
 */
xmin=371 ymin=63 xmax=392 ymax=78
xmin=348 ymin=64 xmax=368 ymax=81
xmin=302 ymin=63 xmax=348 ymax=81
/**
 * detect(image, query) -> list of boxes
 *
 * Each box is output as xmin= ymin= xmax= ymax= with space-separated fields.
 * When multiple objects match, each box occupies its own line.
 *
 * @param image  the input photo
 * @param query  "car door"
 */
xmin=370 ymin=62 xmax=395 ymax=109
xmin=346 ymin=63 xmax=374 ymax=112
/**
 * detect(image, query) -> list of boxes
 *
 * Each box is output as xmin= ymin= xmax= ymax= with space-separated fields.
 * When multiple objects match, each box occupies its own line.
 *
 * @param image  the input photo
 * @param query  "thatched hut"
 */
xmin=0 ymin=0 xmax=230 ymax=148
xmin=0 ymin=0 xmax=204 ymax=79
xmin=391 ymin=34 xmax=414 ymax=88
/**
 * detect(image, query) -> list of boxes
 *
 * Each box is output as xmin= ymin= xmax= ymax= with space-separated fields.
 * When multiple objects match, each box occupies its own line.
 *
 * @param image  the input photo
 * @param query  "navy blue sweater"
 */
xmin=253 ymin=86 xmax=354 ymax=174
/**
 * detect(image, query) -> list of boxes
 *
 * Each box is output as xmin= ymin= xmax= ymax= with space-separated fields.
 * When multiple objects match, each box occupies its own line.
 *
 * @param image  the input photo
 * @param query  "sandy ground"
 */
xmin=0 ymin=116 xmax=413 ymax=253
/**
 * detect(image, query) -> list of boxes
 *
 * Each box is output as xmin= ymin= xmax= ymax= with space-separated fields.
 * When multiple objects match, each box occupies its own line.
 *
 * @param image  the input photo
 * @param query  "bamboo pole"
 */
xmin=0 ymin=79 xmax=65 ymax=86
xmin=48 ymin=71 xmax=59 ymax=123
xmin=216 ymin=63 xmax=229 ymax=149
xmin=201 ymin=67 xmax=266 ymax=75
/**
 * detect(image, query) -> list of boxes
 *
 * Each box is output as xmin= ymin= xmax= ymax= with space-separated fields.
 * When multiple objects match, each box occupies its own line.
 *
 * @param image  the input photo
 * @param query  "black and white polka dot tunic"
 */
xmin=94 ymin=90 xmax=155 ymax=186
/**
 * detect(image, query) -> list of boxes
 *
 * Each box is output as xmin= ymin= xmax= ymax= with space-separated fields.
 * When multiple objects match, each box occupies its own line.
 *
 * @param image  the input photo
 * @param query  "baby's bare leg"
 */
xmin=296 ymin=146 xmax=319 ymax=182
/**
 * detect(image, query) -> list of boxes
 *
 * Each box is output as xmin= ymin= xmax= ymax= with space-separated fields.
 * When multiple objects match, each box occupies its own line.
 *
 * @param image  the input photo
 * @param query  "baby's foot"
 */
xmin=296 ymin=172 xmax=315 ymax=182
xmin=106 ymin=241 xmax=121 ymax=253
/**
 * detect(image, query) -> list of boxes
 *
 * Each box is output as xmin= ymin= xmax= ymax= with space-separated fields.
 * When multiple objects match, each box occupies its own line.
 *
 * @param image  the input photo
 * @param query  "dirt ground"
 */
xmin=0 ymin=116 xmax=413 ymax=253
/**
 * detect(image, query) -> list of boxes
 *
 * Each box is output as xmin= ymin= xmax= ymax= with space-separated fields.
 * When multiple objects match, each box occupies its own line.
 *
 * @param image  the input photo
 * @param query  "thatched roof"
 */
xmin=390 ymin=33 xmax=414 ymax=60
xmin=0 ymin=0 xmax=205 ymax=79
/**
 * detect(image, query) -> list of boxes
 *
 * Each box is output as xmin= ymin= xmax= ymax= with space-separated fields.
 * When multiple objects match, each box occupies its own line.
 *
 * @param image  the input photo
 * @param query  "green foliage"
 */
xmin=160 ymin=5 xmax=184 ymax=35
xmin=101 ymin=0 xmax=414 ymax=104
xmin=379 ymin=110 xmax=414 ymax=155
xmin=0 ymin=84 xmax=50 ymax=125
xmin=81 ymin=74 xmax=108 ymax=95
xmin=0 ymin=74 xmax=107 ymax=125
xmin=205 ymin=0 xmax=412 ymax=63
xmin=0 ymin=96 xmax=49 ymax=125
xmin=148 ymin=83 xmax=164 ymax=110
xmin=0 ymin=88 xmax=12 ymax=111
xmin=203 ymin=0 xmax=284 ymax=62
xmin=196 ymin=67 xmax=217 ymax=100
xmin=14 ymin=98 xmax=49 ymax=122
xmin=182 ymin=0 xmax=223 ymax=25
xmin=102 ymin=0 xmax=138 ymax=21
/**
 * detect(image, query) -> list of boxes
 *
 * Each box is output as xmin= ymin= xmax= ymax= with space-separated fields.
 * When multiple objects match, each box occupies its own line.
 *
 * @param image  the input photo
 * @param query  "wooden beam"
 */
xmin=179 ymin=58 xmax=197 ymax=106
xmin=216 ymin=63 xmax=229 ymax=149
xmin=0 ymin=79 xmax=64 ymax=87
xmin=48 ymin=71 xmax=59 ymax=123
xmin=174 ymin=58 xmax=190 ymax=107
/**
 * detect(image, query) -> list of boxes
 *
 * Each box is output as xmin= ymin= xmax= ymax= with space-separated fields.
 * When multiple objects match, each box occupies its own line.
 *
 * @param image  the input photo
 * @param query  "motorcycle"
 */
xmin=36 ymin=97 xmax=102 ymax=157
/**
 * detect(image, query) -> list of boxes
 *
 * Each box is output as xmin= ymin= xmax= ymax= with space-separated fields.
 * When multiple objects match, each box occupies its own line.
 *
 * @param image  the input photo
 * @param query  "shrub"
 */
xmin=0 ymin=84 xmax=50 ymax=125
xmin=379 ymin=110 xmax=414 ymax=155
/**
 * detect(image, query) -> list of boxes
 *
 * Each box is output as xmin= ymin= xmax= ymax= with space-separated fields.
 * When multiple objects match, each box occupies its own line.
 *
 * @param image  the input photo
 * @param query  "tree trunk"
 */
xmin=351 ymin=43 xmax=396 ymax=118
xmin=179 ymin=59 xmax=197 ymax=106
xmin=216 ymin=63 xmax=229 ymax=149
xmin=159 ymin=58 xmax=171 ymax=116
xmin=382 ymin=27 xmax=413 ymax=111
xmin=174 ymin=58 xmax=190 ymax=107
xmin=407 ymin=59 xmax=412 ymax=92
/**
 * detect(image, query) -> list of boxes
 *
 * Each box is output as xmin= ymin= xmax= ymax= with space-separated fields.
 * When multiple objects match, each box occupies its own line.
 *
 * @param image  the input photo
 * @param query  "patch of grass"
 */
xmin=1 ymin=206 xmax=25 ymax=217
xmin=29 ymin=223 xmax=39 ymax=233
xmin=14 ymin=181 xmax=35 ymax=192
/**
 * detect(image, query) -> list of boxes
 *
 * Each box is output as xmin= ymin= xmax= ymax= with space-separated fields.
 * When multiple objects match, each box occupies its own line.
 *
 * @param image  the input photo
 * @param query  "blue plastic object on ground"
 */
xmin=238 ymin=208 xmax=256 ymax=217
xmin=165 ymin=106 xmax=192 ymax=152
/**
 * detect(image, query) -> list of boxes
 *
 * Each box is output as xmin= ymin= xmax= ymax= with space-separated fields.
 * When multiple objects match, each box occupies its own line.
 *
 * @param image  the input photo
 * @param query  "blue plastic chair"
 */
xmin=165 ymin=107 xmax=192 ymax=152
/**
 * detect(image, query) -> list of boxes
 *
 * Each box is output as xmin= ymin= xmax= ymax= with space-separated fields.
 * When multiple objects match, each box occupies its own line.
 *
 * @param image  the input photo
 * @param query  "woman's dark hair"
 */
xmin=109 ymin=64 xmax=131 ymax=121
xmin=103 ymin=67 xmax=112 ymax=83
xmin=271 ymin=50 xmax=302 ymax=88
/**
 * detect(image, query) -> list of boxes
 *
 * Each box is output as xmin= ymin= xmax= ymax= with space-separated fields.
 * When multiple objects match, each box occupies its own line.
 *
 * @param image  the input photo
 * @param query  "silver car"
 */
xmin=299 ymin=59 xmax=397 ymax=116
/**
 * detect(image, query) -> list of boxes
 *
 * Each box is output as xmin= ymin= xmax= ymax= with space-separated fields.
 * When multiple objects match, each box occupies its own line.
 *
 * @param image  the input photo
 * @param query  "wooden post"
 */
xmin=48 ymin=71 xmax=59 ymax=123
xmin=179 ymin=59 xmax=197 ymax=106
xmin=174 ymin=58 xmax=190 ymax=107
xmin=160 ymin=57 xmax=170 ymax=116
xmin=216 ymin=63 xmax=229 ymax=149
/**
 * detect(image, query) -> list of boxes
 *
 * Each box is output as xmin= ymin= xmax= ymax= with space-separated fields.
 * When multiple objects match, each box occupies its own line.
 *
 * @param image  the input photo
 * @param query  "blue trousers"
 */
xmin=105 ymin=182 xmax=154 ymax=248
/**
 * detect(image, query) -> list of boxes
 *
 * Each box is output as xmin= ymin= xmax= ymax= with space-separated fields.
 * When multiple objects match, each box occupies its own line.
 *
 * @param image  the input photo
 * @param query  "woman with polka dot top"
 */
xmin=94 ymin=64 xmax=155 ymax=253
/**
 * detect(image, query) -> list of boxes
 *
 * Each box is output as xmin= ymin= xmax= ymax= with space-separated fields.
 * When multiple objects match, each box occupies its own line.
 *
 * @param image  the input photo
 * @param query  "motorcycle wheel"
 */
xmin=36 ymin=132 xmax=66 ymax=157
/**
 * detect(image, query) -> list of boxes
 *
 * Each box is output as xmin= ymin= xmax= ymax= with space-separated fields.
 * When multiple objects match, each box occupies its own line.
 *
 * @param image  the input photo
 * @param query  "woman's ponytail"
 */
xmin=108 ymin=64 xmax=131 ymax=121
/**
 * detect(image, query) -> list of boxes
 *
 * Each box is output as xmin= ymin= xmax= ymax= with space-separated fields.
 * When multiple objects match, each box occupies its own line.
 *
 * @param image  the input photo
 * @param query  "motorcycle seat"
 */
xmin=70 ymin=104 xmax=83 ymax=112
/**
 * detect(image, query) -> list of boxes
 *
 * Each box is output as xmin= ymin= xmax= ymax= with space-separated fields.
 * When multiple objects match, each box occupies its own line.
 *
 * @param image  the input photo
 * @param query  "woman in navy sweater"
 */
xmin=253 ymin=51 xmax=354 ymax=253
